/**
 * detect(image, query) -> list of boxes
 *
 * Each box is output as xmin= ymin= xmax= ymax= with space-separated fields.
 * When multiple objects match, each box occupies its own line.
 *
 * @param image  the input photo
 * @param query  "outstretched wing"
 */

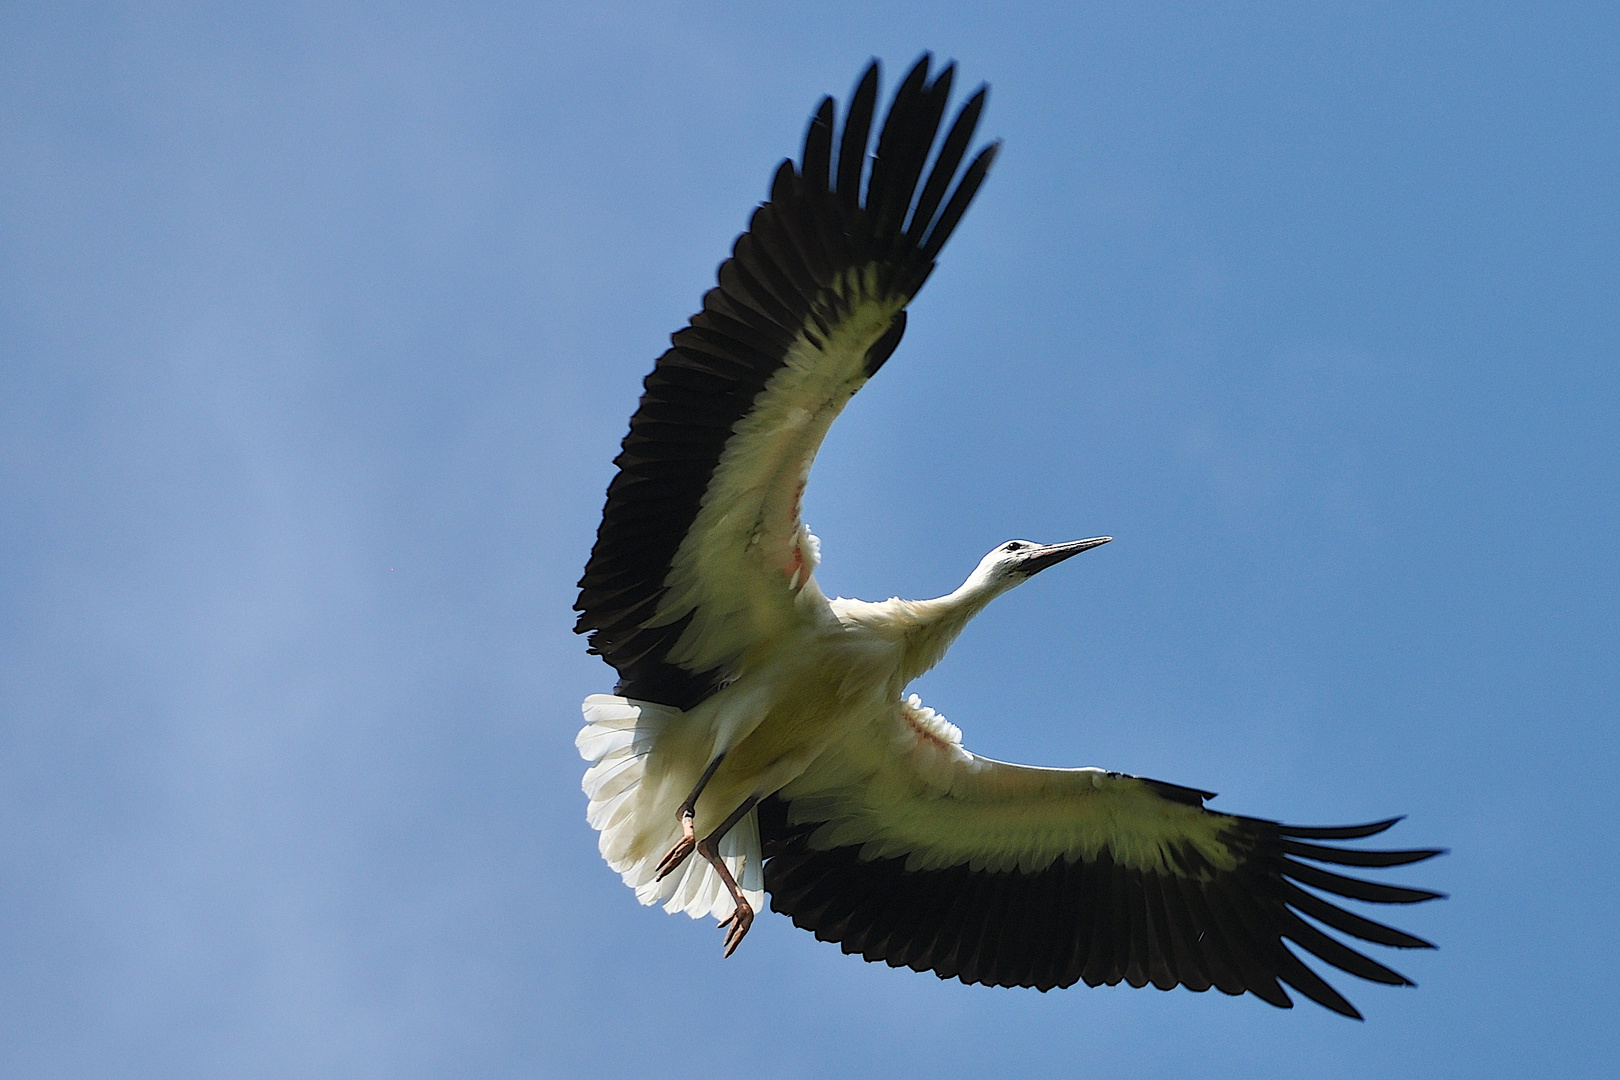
xmin=761 ymin=696 xmax=1445 ymax=1019
xmin=575 ymin=57 xmax=999 ymax=710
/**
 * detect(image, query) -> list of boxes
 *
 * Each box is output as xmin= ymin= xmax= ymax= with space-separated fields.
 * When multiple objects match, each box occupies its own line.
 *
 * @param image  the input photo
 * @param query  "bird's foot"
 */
xmin=719 ymin=900 xmax=754 ymax=958
xmin=654 ymin=834 xmax=696 ymax=881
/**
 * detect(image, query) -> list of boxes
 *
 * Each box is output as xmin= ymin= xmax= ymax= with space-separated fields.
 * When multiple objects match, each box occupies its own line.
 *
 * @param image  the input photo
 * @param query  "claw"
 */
xmin=654 ymin=834 xmax=696 ymax=880
xmin=719 ymin=900 xmax=754 ymax=958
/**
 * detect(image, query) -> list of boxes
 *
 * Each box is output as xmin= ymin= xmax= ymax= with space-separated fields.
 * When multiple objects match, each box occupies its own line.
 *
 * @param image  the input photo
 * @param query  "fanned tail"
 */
xmin=577 ymin=694 xmax=763 ymax=921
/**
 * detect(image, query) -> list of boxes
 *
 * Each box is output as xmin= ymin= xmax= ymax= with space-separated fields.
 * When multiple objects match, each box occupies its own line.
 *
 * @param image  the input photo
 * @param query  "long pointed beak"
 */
xmin=1018 ymin=536 xmax=1112 ymax=576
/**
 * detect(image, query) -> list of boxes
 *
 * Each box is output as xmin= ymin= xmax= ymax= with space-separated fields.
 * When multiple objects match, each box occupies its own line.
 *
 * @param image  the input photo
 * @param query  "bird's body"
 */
xmin=597 ymin=581 xmax=888 ymax=885
xmin=575 ymin=56 xmax=1443 ymax=1017
xmin=588 ymin=541 xmax=1106 ymax=905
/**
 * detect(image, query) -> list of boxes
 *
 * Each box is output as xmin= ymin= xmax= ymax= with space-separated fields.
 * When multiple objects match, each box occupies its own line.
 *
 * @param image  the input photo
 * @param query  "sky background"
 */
xmin=3 ymin=3 xmax=1617 ymax=1077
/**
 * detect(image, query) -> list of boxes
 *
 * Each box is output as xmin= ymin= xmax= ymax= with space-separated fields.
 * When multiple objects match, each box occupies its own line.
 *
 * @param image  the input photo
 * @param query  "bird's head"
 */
xmin=966 ymin=536 xmax=1113 ymax=596
xmin=910 ymin=535 xmax=1114 ymax=681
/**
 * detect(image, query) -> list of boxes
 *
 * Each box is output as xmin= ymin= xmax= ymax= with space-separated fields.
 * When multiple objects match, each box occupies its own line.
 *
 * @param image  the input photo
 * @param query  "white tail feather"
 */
xmin=578 ymin=694 xmax=763 ymax=921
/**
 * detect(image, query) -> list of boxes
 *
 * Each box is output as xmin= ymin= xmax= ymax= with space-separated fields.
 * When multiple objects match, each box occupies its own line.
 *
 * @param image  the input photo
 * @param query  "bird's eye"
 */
xmin=1005 ymin=542 xmax=1026 ymax=552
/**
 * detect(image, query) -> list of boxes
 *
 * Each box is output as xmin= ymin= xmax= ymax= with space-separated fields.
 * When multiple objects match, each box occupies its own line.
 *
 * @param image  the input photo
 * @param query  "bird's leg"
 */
xmin=697 ymin=796 xmax=760 ymax=958
xmin=654 ymin=752 xmax=727 ymax=881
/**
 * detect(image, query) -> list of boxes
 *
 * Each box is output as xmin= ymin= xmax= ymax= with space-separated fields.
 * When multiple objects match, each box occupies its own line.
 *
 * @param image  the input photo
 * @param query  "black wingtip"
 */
xmin=802 ymin=97 xmax=835 ymax=190
xmin=905 ymin=83 xmax=987 ymax=245
xmin=1280 ymin=881 xmax=1438 ymax=950
xmin=866 ymin=55 xmax=935 ymax=225
xmin=1285 ymin=858 xmax=1447 ymax=904
xmin=1274 ymin=945 xmax=1365 ymax=1019
xmin=1279 ymin=816 xmax=1405 ymax=841
xmin=1282 ymin=839 xmax=1446 ymax=868
xmin=920 ymin=139 xmax=999 ymax=260
xmin=836 ymin=61 xmax=881 ymax=209
xmin=770 ymin=159 xmax=796 ymax=203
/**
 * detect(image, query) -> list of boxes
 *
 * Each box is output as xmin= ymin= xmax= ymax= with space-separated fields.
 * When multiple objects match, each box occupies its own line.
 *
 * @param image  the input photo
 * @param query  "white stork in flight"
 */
xmin=575 ymin=56 xmax=1443 ymax=1019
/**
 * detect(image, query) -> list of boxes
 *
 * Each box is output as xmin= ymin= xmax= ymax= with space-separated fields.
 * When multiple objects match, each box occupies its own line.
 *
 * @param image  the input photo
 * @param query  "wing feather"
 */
xmin=836 ymin=62 xmax=880 ymax=210
xmin=576 ymin=55 xmax=997 ymax=709
xmin=1283 ymin=837 xmax=1444 ymax=867
xmin=801 ymin=99 xmax=834 ymax=191
xmin=1282 ymin=881 xmax=1435 ymax=949
xmin=908 ymin=86 xmax=987 ymax=245
xmin=760 ymin=695 xmax=1444 ymax=1016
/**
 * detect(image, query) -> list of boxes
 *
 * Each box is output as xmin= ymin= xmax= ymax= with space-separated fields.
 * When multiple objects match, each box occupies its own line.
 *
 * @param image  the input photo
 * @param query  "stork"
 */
xmin=574 ymin=56 xmax=1443 ymax=1018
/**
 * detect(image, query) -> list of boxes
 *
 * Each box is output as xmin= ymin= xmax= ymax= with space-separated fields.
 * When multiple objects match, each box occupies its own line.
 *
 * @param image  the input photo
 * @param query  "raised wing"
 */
xmin=575 ymin=57 xmax=999 ymax=710
xmin=761 ymin=696 xmax=1445 ymax=1019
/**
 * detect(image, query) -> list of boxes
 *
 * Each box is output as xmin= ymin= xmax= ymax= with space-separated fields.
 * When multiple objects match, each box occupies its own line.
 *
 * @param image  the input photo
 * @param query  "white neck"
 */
xmin=894 ymin=567 xmax=1015 ymax=685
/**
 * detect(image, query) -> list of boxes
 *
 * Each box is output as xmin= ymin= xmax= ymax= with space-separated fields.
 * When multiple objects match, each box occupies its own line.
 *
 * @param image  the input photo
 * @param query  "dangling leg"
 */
xmin=654 ymin=752 xmax=726 ymax=881
xmin=696 ymin=796 xmax=760 ymax=958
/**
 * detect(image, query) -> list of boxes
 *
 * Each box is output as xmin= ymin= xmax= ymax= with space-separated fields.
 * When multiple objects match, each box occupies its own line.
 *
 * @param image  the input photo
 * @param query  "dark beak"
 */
xmin=1017 ymin=536 xmax=1112 ymax=576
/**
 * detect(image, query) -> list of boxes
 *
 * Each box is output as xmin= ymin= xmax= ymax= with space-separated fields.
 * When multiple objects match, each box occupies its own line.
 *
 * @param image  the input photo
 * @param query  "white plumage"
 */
xmin=579 ymin=695 xmax=763 ymax=920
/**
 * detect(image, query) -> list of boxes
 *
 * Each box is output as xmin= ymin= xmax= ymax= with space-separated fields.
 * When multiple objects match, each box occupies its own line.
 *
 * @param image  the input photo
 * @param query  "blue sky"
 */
xmin=2 ymin=3 xmax=1616 ymax=1077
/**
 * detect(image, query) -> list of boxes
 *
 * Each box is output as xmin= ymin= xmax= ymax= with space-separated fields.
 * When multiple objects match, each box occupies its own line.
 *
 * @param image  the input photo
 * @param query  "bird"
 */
xmin=573 ymin=55 xmax=1443 ymax=1019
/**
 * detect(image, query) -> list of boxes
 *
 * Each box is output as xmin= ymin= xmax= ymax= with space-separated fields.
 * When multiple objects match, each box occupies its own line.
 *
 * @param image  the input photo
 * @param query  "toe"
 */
xmin=654 ymin=837 xmax=696 ymax=880
xmin=721 ymin=903 xmax=754 ymax=958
